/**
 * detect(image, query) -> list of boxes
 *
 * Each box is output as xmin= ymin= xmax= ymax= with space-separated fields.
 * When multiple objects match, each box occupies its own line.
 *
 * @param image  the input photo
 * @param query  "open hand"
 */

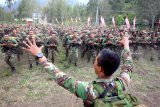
xmin=118 ymin=33 xmax=129 ymax=49
xmin=23 ymin=37 xmax=43 ymax=56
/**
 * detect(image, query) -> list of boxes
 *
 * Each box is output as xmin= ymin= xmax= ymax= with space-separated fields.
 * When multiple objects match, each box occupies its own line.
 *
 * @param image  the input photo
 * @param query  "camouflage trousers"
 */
xmin=87 ymin=48 xmax=97 ymax=64
xmin=5 ymin=50 xmax=16 ymax=69
xmin=65 ymin=45 xmax=69 ymax=58
xmin=44 ymin=47 xmax=58 ymax=63
xmin=16 ymin=47 xmax=23 ymax=61
xmin=69 ymin=47 xmax=78 ymax=65
xmin=27 ymin=53 xmax=37 ymax=67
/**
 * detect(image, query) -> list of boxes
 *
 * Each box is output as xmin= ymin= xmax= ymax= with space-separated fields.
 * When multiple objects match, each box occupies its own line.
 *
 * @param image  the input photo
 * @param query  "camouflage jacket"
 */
xmin=41 ymin=48 xmax=133 ymax=106
xmin=44 ymin=36 xmax=59 ymax=47
xmin=0 ymin=36 xmax=19 ymax=47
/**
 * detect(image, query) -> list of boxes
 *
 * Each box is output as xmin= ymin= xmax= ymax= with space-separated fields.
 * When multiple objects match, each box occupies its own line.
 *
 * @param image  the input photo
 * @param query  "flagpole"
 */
xmin=125 ymin=16 xmax=131 ymax=30
xmin=61 ymin=11 xmax=64 ymax=25
xmin=95 ymin=6 xmax=99 ymax=27
xmin=112 ymin=16 xmax=116 ymax=29
xmin=133 ymin=16 xmax=136 ymax=31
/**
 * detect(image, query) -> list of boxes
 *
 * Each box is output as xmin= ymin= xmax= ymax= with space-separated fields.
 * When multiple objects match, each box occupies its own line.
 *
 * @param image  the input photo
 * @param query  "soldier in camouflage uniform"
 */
xmin=86 ymin=32 xmax=99 ymax=63
xmin=80 ymin=31 xmax=88 ymax=58
xmin=63 ymin=31 xmax=72 ymax=58
xmin=24 ymin=31 xmax=145 ymax=107
xmin=68 ymin=31 xmax=81 ymax=66
xmin=0 ymin=30 xmax=19 ymax=73
xmin=0 ymin=28 xmax=4 ymax=40
xmin=157 ymin=32 xmax=160 ymax=60
xmin=44 ymin=32 xmax=59 ymax=63
xmin=25 ymin=30 xmax=40 ymax=69
xmin=100 ymin=30 xmax=108 ymax=49
xmin=9 ymin=27 xmax=23 ymax=61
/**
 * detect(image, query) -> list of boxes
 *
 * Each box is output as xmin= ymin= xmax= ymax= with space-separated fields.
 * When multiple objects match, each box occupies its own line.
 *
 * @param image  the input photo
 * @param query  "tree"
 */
xmin=5 ymin=0 xmax=14 ymax=13
xmin=18 ymin=0 xmax=39 ymax=18
xmin=136 ymin=0 xmax=160 ymax=29
xmin=0 ymin=7 xmax=5 ymax=21
xmin=86 ymin=0 xmax=99 ymax=17
xmin=0 ymin=6 xmax=13 ymax=22
xmin=116 ymin=15 xmax=125 ymax=26
xmin=43 ymin=0 xmax=85 ymax=23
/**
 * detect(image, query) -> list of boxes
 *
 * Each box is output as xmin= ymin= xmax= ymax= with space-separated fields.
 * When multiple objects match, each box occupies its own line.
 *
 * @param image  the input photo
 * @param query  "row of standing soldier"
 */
xmin=62 ymin=28 xmax=160 ymax=66
xmin=0 ymin=24 xmax=59 ymax=72
xmin=0 ymin=24 xmax=160 ymax=72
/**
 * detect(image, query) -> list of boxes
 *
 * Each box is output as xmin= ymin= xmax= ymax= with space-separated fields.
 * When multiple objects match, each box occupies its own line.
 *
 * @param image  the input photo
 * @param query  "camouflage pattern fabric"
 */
xmin=0 ymin=36 xmax=19 ymax=72
xmin=41 ymin=48 xmax=133 ymax=106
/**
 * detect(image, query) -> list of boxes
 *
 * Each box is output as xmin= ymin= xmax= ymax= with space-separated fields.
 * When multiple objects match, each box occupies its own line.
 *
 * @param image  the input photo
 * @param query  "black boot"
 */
xmin=29 ymin=64 xmax=32 ymax=69
xmin=11 ymin=67 xmax=16 ymax=73
xmin=36 ymin=61 xmax=39 ymax=65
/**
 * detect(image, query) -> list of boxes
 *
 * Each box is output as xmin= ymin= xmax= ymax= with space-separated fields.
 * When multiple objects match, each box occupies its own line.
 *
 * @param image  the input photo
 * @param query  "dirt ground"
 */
xmin=0 ymin=48 xmax=160 ymax=107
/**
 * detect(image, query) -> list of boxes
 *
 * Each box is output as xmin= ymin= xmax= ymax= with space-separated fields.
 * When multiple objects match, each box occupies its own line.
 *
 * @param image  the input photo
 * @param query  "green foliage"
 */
xmin=43 ymin=0 xmax=69 ymax=23
xmin=116 ymin=15 xmax=125 ymax=26
xmin=0 ymin=7 xmax=14 ymax=22
xmin=43 ymin=0 xmax=87 ymax=23
xmin=86 ymin=0 xmax=137 ymax=26
xmin=0 ymin=69 xmax=12 ymax=78
xmin=108 ymin=0 xmax=125 ymax=14
xmin=126 ymin=13 xmax=135 ymax=25
xmin=1 ymin=0 xmax=159 ymax=29
xmin=5 ymin=0 xmax=15 ymax=13
xmin=86 ymin=0 xmax=98 ymax=17
xmin=135 ymin=0 xmax=160 ymax=29
xmin=25 ymin=90 xmax=47 ymax=100
xmin=18 ymin=0 xmax=39 ymax=18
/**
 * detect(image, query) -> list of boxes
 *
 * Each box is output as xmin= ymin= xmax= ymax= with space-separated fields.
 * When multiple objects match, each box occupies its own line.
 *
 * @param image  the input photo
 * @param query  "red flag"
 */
xmin=87 ymin=16 xmax=91 ymax=26
xmin=56 ymin=18 xmax=59 ymax=23
xmin=103 ymin=17 xmax=106 ymax=27
xmin=71 ymin=17 xmax=73 ymax=22
xmin=76 ymin=17 xmax=78 ymax=23
xmin=133 ymin=16 xmax=136 ymax=30
xmin=100 ymin=16 xmax=103 ymax=27
xmin=125 ymin=16 xmax=131 ymax=29
xmin=112 ymin=16 xmax=116 ymax=29
xmin=101 ymin=16 xmax=106 ymax=27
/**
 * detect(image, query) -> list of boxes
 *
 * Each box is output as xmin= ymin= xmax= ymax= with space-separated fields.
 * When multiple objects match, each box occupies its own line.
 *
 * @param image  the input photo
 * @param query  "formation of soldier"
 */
xmin=0 ymin=24 xmax=59 ymax=72
xmin=61 ymin=27 xmax=160 ymax=64
xmin=0 ymin=24 xmax=160 ymax=73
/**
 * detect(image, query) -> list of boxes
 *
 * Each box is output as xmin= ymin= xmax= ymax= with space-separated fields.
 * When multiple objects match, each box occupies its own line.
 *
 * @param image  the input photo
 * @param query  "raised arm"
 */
xmin=23 ymin=38 xmax=98 ymax=101
xmin=118 ymin=33 xmax=133 ymax=90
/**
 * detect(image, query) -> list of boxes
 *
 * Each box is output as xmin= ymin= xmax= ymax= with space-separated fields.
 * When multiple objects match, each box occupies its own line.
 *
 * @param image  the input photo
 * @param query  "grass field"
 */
xmin=0 ymin=47 xmax=160 ymax=107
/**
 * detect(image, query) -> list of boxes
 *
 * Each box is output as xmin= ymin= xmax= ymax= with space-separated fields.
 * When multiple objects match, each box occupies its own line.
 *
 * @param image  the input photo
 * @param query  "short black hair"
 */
xmin=4 ymin=28 xmax=11 ymax=35
xmin=97 ymin=48 xmax=120 ymax=76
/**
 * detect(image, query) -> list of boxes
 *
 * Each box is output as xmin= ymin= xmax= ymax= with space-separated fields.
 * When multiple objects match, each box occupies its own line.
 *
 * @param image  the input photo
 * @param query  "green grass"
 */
xmin=0 ymin=47 xmax=160 ymax=107
xmin=0 ymin=69 xmax=13 ymax=78
xmin=25 ymin=90 xmax=47 ymax=100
